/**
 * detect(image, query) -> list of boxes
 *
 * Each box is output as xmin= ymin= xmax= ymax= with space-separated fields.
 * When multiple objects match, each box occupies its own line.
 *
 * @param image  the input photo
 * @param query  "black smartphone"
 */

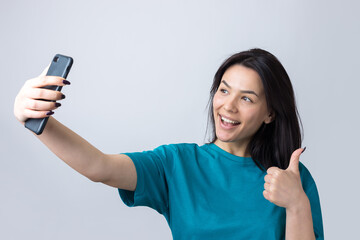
xmin=25 ymin=54 xmax=73 ymax=135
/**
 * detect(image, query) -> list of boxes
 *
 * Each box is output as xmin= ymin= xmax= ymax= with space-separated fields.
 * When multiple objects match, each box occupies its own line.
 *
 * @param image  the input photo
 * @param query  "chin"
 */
xmin=215 ymin=131 xmax=252 ymax=145
xmin=215 ymin=133 xmax=238 ymax=143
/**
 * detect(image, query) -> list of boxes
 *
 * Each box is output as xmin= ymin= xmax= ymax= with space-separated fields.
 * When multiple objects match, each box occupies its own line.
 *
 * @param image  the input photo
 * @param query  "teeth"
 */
xmin=221 ymin=115 xmax=240 ymax=124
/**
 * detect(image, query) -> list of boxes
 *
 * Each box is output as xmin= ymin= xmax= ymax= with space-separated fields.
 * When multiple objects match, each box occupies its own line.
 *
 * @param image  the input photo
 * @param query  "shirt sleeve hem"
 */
xmin=117 ymin=152 xmax=145 ymax=207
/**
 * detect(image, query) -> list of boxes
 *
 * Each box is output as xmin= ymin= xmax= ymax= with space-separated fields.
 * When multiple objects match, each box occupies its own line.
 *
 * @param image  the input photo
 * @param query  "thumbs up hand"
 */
xmin=263 ymin=148 xmax=308 ymax=210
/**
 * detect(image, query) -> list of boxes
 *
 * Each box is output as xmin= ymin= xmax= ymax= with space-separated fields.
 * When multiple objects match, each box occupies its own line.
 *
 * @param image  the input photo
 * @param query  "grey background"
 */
xmin=1 ymin=0 xmax=359 ymax=239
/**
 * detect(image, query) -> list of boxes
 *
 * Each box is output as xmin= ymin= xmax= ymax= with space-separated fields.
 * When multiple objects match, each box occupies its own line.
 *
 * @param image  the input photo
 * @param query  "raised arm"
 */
xmin=14 ymin=68 xmax=137 ymax=191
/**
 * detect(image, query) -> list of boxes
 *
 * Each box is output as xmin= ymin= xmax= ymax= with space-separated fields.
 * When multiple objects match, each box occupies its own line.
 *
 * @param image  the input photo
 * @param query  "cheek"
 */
xmin=212 ymin=94 xmax=223 ymax=109
xmin=242 ymin=107 xmax=266 ymax=123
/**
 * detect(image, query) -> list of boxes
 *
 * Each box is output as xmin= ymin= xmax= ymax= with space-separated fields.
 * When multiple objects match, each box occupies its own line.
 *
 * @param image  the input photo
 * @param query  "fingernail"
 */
xmin=63 ymin=80 xmax=71 ymax=85
xmin=46 ymin=111 xmax=54 ymax=116
xmin=61 ymin=94 xmax=66 ymax=99
xmin=55 ymin=102 xmax=61 ymax=107
xmin=301 ymin=147 xmax=307 ymax=153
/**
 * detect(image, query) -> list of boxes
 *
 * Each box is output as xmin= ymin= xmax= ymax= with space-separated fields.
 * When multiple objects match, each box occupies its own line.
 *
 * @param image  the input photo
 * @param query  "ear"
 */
xmin=264 ymin=112 xmax=275 ymax=124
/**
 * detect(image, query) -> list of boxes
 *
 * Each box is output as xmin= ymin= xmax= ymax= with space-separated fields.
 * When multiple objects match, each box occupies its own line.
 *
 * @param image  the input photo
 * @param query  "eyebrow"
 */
xmin=221 ymin=80 xmax=259 ymax=97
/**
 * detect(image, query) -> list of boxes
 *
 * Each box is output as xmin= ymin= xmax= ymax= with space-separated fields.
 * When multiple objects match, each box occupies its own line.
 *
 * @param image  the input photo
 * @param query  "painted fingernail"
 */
xmin=61 ymin=94 xmax=66 ymax=99
xmin=55 ymin=102 xmax=61 ymax=107
xmin=301 ymin=147 xmax=307 ymax=153
xmin=63 ymin=80 xmax=71 ymax=85
xmin=46 ymin=111 xmax=54 ymax=116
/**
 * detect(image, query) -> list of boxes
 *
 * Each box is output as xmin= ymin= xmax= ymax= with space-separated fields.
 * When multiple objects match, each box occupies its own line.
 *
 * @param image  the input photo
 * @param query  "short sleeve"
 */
xmin=118 ymin=145 xmax=175 ymax=216
xmin=299 ymin=163 xmax=324 ymax=240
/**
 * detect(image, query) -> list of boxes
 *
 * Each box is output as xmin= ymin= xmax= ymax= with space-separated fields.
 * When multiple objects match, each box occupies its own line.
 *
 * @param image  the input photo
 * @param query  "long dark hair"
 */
xmin=206 ymin=48 xmax=302 ymax=171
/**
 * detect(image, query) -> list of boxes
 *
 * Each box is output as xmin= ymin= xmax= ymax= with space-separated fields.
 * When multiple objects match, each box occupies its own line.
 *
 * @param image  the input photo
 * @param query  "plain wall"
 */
xmin=1 ymin=0 xmax=359 ymax=239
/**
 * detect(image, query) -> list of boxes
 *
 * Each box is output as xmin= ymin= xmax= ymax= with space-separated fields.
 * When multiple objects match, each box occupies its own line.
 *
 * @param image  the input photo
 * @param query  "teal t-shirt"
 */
xmin=118 ymin=143 xmax=324 ymax=240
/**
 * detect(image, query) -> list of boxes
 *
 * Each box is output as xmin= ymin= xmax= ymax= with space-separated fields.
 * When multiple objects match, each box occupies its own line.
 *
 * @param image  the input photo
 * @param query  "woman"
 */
xmin=14 ymin=48 xmax=324 ymax=239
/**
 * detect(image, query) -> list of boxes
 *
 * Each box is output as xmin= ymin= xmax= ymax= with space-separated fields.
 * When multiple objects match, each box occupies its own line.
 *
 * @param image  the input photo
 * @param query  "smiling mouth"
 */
xmin=220 ymin=114 xmax=240 ymax=125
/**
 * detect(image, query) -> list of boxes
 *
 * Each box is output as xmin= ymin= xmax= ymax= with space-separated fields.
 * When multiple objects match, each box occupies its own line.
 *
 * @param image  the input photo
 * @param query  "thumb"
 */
xmin=39 ymin=64 xmax=50 ymax=77
xmin=287 ymin=147 xmax=306 ymax=173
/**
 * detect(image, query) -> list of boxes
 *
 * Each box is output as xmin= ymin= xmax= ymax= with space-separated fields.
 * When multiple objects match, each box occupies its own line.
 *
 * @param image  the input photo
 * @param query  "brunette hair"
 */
xmin=206 ymin=48 xmax=302 ymax=171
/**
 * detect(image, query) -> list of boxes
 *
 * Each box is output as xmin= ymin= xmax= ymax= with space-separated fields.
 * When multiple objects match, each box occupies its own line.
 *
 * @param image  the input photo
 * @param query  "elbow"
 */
xmin=87 ymin=173 xmax=104 ymax=183
xmin=85 ymin=153 xmax=108 ymax=183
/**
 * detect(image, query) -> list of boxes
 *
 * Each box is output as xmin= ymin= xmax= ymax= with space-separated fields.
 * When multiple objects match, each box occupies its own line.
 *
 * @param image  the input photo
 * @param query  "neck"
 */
xmin=214 ymin=139 xmax=251 ymax=157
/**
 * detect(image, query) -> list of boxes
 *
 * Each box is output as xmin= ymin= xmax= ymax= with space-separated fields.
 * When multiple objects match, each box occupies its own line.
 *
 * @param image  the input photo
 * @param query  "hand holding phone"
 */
xmin=24 ymin=54 xmax=73 ymax=135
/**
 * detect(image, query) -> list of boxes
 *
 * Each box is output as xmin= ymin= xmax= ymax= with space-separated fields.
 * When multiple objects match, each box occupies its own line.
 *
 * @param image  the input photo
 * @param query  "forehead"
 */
xmin=221 ymin=64 xmax=264 ymax=94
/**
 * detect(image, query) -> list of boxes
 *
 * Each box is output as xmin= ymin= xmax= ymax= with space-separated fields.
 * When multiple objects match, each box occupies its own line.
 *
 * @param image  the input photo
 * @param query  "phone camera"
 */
xmin=53 ymin=56 xmax=59 ymax=62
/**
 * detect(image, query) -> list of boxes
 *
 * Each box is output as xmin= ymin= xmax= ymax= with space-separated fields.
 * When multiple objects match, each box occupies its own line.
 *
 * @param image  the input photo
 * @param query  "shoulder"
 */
xmin=154 ymin=143 xmax=204 ymax=153
xmin=130 ymin=143 xmax=203 ymax=160
xmin=153 ymin=143 xmax=209 ymax=163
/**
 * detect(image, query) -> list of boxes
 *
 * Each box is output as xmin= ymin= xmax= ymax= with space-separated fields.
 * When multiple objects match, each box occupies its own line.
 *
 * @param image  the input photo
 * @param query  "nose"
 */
xmin=223 ymin=96 xmax=238 ymax=113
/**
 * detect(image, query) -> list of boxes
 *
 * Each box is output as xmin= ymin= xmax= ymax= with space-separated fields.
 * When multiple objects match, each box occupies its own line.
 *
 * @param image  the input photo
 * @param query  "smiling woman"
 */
xmin=208 ymin=49 xmax=302 ymax=170
xmin=118 ymin=49 xmax=323 ymax=239
xmin=14 ymin=48 xmax=323 ymax=240
xmin=212 ymin=64 xmax=272 ymax=158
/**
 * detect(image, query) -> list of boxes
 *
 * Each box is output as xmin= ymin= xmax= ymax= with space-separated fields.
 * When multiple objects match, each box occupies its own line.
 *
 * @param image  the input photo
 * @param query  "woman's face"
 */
xmin=213 ymin=64 xmax=272 ymax=147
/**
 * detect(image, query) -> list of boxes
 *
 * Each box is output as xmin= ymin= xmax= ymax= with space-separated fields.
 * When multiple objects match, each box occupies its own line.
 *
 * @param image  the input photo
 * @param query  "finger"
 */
xmin=263 ymin=190 xmax=271 ymax=201
xmin=29 ymin=76 xmax=69 ymax=88
xmin=25 ymin=99 xmax=61 ymax=111
xmin=23 ymin=108 xmax=55 ymax=119
xmin=27 ymin=88 xmax=65 ymax=101
xmin=267 ymin=166 xmax=281 ymax=175
xmin=264 ymin=182 xmax=271 ymax=190
xmin=264 ymin=174 xmax=272 ymax=183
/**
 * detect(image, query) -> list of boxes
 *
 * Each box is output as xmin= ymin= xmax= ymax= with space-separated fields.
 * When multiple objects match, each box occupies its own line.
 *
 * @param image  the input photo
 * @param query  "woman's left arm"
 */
xmin=263 ymin=148 xmax=316 ymax=240
xmin=285 ymin=194 xmax=315 ymax=240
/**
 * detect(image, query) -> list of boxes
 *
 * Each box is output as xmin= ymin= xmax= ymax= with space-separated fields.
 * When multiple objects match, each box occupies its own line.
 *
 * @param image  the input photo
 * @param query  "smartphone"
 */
xmin=25 ymin=54 xmax=73 ymax=135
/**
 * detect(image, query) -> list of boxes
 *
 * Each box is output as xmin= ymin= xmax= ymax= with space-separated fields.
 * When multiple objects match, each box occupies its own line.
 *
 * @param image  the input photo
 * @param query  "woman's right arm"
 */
xmin=14 ymin=68 xmax=137 ymax=191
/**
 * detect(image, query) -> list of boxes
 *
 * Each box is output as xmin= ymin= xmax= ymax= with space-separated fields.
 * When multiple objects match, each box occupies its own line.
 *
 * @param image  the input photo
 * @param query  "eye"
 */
xmin=242 ymin=96 xmax=253 ymax=103
xmin=219 ymin=88 xmax=228 ymax=94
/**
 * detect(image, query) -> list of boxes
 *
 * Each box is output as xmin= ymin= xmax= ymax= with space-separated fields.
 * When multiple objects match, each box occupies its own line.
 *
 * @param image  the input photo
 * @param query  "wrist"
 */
xmin=286 ymin=192 xmax=310 ymax=214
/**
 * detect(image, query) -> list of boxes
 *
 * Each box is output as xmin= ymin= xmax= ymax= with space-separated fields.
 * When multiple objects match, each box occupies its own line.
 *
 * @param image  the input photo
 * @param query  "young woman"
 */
xmin=14 ymin=48 xmax=324 ymax=239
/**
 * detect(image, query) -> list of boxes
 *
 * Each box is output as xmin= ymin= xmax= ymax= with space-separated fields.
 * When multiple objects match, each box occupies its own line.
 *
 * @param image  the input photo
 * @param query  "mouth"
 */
xmin=219 ymin=114 xmax=240 ymax=126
